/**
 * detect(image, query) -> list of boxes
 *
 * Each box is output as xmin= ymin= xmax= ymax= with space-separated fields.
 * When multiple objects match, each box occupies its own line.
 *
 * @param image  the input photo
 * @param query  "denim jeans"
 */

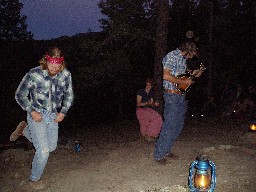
xmin=154 ymin=92 xmax=186 ymax=160
xmin=23 ymin=110 xmax=58 ymax=181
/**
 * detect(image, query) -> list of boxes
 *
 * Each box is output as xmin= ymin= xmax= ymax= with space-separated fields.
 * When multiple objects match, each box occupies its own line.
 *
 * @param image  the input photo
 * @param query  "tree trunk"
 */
xmin=207 ymin=1 xmax=213 ymax=96
xmin=153 ymin=0 xmax=169 ymax=115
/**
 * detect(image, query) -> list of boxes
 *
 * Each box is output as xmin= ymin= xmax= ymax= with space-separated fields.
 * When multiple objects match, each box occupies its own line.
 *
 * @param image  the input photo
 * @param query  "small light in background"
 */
xmin=249 ymin=120 xmax=256 ymax=132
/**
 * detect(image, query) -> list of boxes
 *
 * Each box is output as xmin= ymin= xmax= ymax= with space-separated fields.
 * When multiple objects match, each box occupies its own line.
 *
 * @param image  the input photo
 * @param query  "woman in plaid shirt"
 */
xmin=10 ymin=46 xmax=74 ymax=190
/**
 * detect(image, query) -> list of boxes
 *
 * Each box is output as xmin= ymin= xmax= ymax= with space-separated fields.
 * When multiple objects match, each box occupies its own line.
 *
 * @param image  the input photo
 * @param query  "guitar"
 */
xmin=175 ymin=64 xmax=206 ymax=94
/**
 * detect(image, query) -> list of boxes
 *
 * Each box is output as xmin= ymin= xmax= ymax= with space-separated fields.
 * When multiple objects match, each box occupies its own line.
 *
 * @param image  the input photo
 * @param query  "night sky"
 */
xmin=20 ymin=0 xmax=104 ymax=40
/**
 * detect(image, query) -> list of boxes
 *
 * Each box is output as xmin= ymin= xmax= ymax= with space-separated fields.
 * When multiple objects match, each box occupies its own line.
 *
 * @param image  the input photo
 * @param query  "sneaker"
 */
xmin=29 ymin=180 xmax=46 ymax=190
xmin=10 ymin=121 xmax=27 ymax=141
xmin=155 ymin=158 xmax=167 ymax=165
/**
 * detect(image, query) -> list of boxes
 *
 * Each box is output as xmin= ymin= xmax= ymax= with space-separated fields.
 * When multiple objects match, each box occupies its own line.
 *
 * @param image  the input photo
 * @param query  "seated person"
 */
xmin=136 ymin=78 xmax=163 ymax=141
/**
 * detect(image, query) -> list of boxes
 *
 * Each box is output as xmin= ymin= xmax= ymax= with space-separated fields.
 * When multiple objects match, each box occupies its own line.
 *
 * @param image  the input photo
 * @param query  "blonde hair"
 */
xmin=39 ymin=46 xmax=66 ymax=71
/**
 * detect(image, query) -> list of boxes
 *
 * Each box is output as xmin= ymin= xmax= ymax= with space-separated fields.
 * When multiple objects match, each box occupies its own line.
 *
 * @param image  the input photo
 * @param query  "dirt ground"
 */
xmin=1 ymin=115 xmax=256 ymax=192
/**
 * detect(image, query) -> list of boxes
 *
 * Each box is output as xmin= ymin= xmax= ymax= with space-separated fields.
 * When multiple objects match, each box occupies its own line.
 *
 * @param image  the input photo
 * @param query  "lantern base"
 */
xmin=189 ymin=189 xmax=213 ymax=192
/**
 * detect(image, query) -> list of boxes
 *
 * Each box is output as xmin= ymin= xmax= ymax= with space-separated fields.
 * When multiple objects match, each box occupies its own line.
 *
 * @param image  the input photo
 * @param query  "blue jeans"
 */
xmin=154 ymin=92 xmax=186 ymax=160
xmin=23 ymin=110 xmax=58 ymax=181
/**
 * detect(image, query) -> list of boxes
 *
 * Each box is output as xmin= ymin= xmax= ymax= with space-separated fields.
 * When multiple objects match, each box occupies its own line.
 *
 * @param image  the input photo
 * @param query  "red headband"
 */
xmin=46 ymin=53 xmax=64 ymax=65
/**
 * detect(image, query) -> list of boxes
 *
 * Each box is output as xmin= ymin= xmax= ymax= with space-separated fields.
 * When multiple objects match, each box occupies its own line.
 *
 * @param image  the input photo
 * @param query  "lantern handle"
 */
xmin=188 ymin=160 xmax=198 ymax=191
xmin=209 ymin=161 xmax=216 ymax=192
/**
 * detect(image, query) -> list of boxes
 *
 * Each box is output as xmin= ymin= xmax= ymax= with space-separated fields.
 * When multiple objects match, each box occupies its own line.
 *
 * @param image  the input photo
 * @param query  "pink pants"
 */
xmin=136 ymin=108 xmax=163 ymax=137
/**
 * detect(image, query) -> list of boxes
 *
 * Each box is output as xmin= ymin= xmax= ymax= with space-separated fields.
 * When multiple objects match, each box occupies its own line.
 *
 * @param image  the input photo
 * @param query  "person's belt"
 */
xmin=164 ymin=89 xmax=182 ymax=95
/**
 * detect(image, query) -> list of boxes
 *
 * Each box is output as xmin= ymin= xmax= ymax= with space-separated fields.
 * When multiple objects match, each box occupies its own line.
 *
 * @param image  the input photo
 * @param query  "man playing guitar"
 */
xmin=154 ymin=42 xmax=202 ymax=164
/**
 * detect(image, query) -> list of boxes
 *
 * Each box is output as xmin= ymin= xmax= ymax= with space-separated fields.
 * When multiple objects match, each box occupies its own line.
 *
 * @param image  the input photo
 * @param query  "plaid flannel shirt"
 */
xmin=15 ymin=66 xmax=74 ymax=115
xmin=162 ymin=49 xmax=187 ymax=90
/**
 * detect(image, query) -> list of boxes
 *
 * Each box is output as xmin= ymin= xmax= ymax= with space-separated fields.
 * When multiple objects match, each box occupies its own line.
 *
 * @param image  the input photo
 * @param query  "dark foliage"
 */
xmin=0 ymin=0 xmax=33 ymax=42
xmin=1 ymin=0 xmax=256 ymax=141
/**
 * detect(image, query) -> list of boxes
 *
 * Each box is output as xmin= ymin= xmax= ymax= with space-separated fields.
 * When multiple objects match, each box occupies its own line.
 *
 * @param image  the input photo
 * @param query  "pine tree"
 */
xmin=0 ymin=0 xmax=32 ymax=42
xmin=98 ymin=0 xmax=156 ymax=54
xmin=98 ymin=0 xmax=157 ymax=78
xmin=153 ymin=0 xmax=169 ymax=115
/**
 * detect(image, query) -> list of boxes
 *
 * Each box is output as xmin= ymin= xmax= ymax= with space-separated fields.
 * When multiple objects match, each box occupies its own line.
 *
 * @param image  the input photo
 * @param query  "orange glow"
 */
xmin=194 ymin=174 xmax=211 ymax=189
xmin=250 ymin=124 xmax=256 ymax=131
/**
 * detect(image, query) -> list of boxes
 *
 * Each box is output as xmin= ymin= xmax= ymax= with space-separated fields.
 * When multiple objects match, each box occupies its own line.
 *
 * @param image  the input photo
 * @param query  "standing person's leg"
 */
xmin=154 ymin=93 xmax=174 ymax=160
xmin=46 ymin=112 xmax=59 ymax=152
xmin=22 ymin=122 xmax=32 ymax=142
xmin=145 ymin=108 xmax=163 ymax=138
xmin=154 ymin=93 xmax=185 ymax=161
xmin=10 ymin=121 xmax=29 ymax=142
xmin=27 ymin=112 xmax=50 ymax=182
xmin=166 ymin=95 xmax=186 ymax=156
xmin=136 ymin=108 xmax=149 ymax=136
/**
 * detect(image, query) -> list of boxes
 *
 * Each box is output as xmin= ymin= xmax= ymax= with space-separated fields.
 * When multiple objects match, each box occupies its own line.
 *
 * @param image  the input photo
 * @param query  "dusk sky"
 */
xmin=20 ymin=0 xmax=104 ymax=40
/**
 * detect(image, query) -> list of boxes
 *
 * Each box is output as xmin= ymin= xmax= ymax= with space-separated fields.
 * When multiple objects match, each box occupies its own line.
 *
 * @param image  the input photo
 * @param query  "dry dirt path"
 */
xmin=1 ymin=116 xmax=255 ymax=192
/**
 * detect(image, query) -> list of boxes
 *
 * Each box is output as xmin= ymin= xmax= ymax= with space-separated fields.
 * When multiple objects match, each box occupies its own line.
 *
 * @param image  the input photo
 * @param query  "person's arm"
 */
xmin=148 ymin=98 xmax=160 ymax=107
xmin=136 ymin=95 xmax=149 ymax=107
xmin=60 ymin=73 xmax=74 ymax=115
xmin=15 ymin=73 xmax=43 ymax=122
xmin=15 ymin=73 xmax=34 ymax=113
xmin=163 ymin=51 xmax=192 ymax=86
xmin=191 ymin=69 xmax=203 ymax=77
xmin=191 ymin=64 xmax=206 ymax=77
xmin=163 ymin=68 xmax=192 ymax=86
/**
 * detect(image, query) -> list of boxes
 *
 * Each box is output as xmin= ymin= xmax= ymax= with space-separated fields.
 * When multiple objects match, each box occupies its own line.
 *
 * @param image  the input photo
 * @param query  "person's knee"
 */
xmin=49 ymin=144 xmax=57 ymax=152
xmin=49 ymin=148 xmax=56 ymax=152
xmin=41 ymin=147 xmax=49 ymax=154
xmin=37 ymin=147 xmax=50 ymax=160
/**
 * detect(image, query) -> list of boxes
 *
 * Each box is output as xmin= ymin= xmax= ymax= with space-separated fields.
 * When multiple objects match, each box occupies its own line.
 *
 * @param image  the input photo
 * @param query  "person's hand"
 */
xmin=154 ymin=101 xmax=160 ymax=107
xmin=183 ymin=78 xmax=193 ymax=86
xmin=148 ymin=100 xmax=153 ymax=106
xmin=55 ymin=113 xmax=65 ymax=123
xmin=142 ymin=102 xmax=149 ymax=107
xmin=192 ymin=69 xmax=203 ymax=77
xmin=195 ymin=70 xmax=203 ymax=77
xmin=31 ymin=111 xmax=42 ymax=122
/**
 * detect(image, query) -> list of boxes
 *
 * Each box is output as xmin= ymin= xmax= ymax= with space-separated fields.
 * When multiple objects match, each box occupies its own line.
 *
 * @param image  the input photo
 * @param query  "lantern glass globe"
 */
xmin=194 ymin=172 xmax=211 ymax=189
